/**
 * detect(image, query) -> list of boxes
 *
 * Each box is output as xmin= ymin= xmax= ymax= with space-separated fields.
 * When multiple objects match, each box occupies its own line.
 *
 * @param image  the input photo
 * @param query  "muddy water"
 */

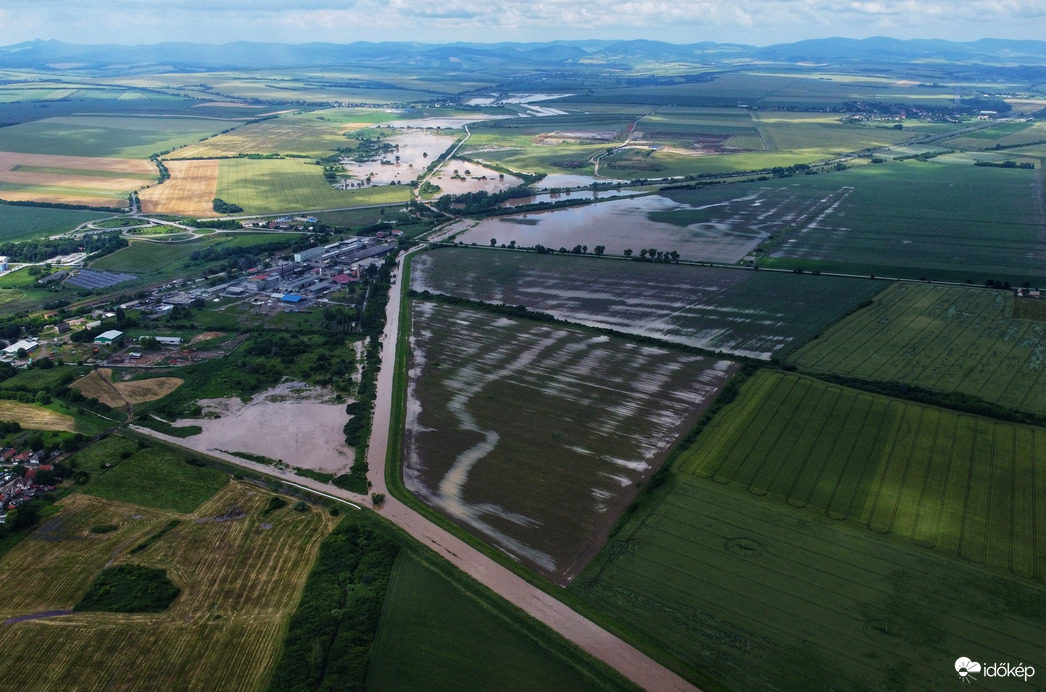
xmin=457 ymin=194 xmax=765 ymax=263
xmin=340 ymin=129 xmax=458 ymax=186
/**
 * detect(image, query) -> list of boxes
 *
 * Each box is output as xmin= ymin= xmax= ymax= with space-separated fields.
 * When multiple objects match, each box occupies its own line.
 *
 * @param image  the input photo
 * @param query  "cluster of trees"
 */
xmin=0 ymin=232 xmax=126 ymax=264
xmin=211 ymin=198 xmax=243 ymax=214
xmin=624 ymin=248 xmax=679 ymax=262
xmin=268 ymin=517 xmax=399 ymax=692
xmin=974 ymin=160 xmax=1035 ymax=169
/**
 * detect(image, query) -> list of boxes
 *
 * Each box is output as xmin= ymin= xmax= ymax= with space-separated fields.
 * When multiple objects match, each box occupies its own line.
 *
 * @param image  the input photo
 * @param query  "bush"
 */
xmin=371 ymin=493 xmax=385 ymax=506
xmin=76 ymin=565 xmax=180 ymax=613
xmin=263 ymin=496 xmax=288 ymax=515
xmin=293 ymin=500 xmax=308 ymax=512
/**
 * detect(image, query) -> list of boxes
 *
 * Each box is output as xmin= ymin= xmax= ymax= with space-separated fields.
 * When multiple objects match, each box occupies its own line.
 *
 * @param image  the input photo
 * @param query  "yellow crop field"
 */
xmin=138 ymin=159 xmax=219 ymax=216
xmin=115 ymin=376 xmax=184 ymax=404
xmin=0 ymin=400 xmax=76 ymax=431
xmin=0 ymin=483 xmax=336 ymax=691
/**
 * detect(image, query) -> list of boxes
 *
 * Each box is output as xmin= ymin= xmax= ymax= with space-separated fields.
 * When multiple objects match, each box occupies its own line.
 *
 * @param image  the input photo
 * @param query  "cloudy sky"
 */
xmin=0 ymin=0 xmax=1041 ymax=46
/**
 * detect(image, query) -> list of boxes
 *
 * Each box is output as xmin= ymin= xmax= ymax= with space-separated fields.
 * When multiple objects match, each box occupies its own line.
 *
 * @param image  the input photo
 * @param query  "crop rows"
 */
xmin=0 ymin=484 xmax=333 ymax=691
xmin=677 ymin=371 xmax=1046 ymax=580
xmin=790 ymin=283 xmax=1046 ymax=414
xmin=574 ymin=473 xmax=1045 ymax=690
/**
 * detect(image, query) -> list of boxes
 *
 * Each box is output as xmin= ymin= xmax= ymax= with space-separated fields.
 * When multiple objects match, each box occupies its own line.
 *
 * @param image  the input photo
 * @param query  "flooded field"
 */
xmin=455 ymin=194 xmax=766 ymax=263
xmin=412 ymin=247 xmax=886 ymax=359
xmin=429 ymin=159 xmax=523 ymax=195
xmin=498 ymin=188 xmax=640 ymax=208
xmin=173 ymin=382 xmax=353 ymax=474
xmin=536 ymin=174 xmax=628 ymax=189
xmin=339 ymin=129 xmax=458 ymax=186
xmin=402 ymin=301 xmax=736 ymax=583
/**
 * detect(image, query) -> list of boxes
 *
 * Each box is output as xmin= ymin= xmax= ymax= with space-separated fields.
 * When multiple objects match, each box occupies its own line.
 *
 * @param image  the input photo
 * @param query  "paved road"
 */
xmin=362 ymin=245 xmax=700 ymax=692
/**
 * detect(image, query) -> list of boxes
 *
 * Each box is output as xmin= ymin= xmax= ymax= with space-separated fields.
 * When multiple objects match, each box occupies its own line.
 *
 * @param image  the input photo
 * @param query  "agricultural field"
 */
xmin=171 ymin=110 xmax=376 ymax=159
xmin=410 ymin=247 xmax=885 ymax=359
xmin=0 ymin=400 xmax=76 ymax=432
xmin=368 ymin=551 xmax=638 ymax=692
xmin=655 ymin=159 xmax=1046 ymax=284
xmin=789 ymin=283 xmax=1046 ymax=415
xmin=0 ymin=205 xmax=103 ymax=242
xmin=215 ymin=158 xmax=412 ymax=214
xmin=0 ymin=151 xmax=156 ymax=207
xmin=402 ymin=300 xmax=737 ymax=582
xmin=936 ymin=120 xmax=1046 ymax=150
xmin=572 ymin=471 xmax=1045 ymax=690
xmin=0 ymin=116 xmax=245 ymax=159
xmin=138 ymin=159 xmax=219 ymax=216
xmin=752 ymin=112 xmax=917 ymax=153
xmin=0 ymin=482 xmax=336 ymax=691
xmin=677 ymin=370 xmax=1046 ymax=578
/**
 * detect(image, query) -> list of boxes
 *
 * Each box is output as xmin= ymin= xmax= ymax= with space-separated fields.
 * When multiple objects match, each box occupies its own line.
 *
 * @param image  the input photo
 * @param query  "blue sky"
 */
xmin=0 ymin=0 xmax=1042 ymax=46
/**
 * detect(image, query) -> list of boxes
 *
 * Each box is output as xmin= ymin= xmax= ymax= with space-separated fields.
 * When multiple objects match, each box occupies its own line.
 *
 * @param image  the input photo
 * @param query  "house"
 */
xmin=0 ymin=475 xmax=31 ymax=502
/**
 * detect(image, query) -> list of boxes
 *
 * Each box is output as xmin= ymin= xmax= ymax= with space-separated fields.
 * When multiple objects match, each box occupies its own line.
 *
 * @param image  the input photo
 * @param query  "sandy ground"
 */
xmin=171 ymin=382 xmax=353 ymax=474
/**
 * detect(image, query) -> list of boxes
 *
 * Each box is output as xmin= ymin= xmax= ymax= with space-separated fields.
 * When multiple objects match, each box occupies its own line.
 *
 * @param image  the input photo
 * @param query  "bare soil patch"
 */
xmin=138 ymin=159 xmax=219 ymax=216
xmin=72 ymin=369 xmax=183 ymax=407
xmin=71 ymin=370 xmax=124 ymax=408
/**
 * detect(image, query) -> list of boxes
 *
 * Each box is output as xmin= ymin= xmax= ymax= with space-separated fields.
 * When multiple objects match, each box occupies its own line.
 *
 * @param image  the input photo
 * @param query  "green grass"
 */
xmin=675 ymin=370 xmax=1046 ymax=577
xmin=75 ymin=564 xmax=180 ymax=613
xmin=572 ymin=470 xmax=1046 ymax=690
xmin=368 ymin=551 xmax=639 ymax=692
xmin=0 ymin=205 xmax=103 ymax=241
xmin=216 ymin=158 xmax=411 ymax=213
xmin=720 ymin=159 xmax=1046 ymax=284
xmin=79 ymin=442 xmax=228 ymax=513
xmin=789 ymin=282 xmax=1046 ymax=415
xmin=0 ymin=115 xmax=245 ymax=159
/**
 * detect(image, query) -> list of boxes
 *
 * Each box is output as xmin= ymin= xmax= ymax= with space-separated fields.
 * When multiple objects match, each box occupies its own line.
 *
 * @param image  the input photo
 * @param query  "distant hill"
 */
xmin=2 ymin=37 xmax=1046 ymax=73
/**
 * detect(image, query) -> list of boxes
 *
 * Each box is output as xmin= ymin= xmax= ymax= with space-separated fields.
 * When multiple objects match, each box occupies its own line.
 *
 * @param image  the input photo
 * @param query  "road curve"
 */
xmin=364 ymin=246 xmax=701 ymax=692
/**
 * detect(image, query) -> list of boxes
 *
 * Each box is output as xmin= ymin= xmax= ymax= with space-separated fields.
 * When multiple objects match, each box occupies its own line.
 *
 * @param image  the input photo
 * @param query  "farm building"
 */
xmin=281 ymin=294 xmax=303 ymax=303
xmin=94 ymin=330 xmax=124 ymax=345
xmin=2 ymin=339 xmax=39 ymax=357
xmin=140 ymin=336 xmax=182 ymax=347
